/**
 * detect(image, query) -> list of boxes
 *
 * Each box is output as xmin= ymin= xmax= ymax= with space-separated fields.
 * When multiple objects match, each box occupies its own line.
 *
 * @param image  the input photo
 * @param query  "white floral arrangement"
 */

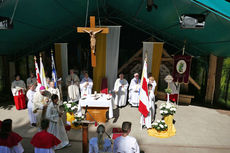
xmin=72 ymin=115 xmax=85 ymax=126
xmin=159 ymin=102 xmax=176 ymax=116
xmin=152 ymin=119 xmax=168 ymax=131
xmin=63 ymin=101 xmax=78 ymax=113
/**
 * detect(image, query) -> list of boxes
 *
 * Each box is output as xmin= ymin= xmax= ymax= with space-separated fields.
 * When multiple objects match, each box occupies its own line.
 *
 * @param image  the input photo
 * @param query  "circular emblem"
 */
xmin=176 ymin=60 xmax=187 ymax=74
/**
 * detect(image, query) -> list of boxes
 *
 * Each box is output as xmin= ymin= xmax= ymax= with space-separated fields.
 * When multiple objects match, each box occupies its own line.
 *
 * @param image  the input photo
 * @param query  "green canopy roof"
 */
xmin=1 ymin=0 xmax=230 ymax=57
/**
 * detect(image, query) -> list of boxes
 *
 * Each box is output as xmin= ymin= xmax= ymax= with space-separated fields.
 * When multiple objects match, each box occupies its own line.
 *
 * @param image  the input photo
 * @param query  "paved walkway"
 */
xmin=0 ymin=100 xmax=230 ymax=153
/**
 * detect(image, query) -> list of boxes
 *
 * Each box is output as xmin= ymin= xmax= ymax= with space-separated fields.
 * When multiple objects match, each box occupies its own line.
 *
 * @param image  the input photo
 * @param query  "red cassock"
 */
xmin=14 ymin=89 xmax=26 ymax=110
xmin=31 ymin=131 xmax=61 ymax=149
xmin=0 ymin=132 xmax=22 ymax=148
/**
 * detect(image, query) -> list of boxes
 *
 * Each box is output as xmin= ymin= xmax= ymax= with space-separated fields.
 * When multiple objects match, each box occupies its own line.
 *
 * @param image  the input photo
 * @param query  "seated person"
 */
xmin=89 ymin=124 xmax=112 ymax=153
xmin=113 ymin=121 xmax=140 ymax=153
xmin=31 ymin=119 xmax=61 ymax=153
xmin=0 ymin=119 xmax=24 ymax=153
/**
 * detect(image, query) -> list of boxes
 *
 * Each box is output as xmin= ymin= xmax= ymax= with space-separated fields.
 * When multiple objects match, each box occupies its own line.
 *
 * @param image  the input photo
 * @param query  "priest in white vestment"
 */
xmin=66 ymin=69 xmax=80 ymax=101
xmin=26 ymin=72 xmax=37 ymax=87
xmin=11 ymin=74 xmax=26 ymax=110
xmin=114 ymin=73 xmax=129 ymax=107
xmin=80 ymin=72 xmax=93 ymax=96
xmin=46 ymin=94 xmax=70 ymax=150
xmin=26 ymin=84 xmax=37 ymax=127
xmin=48 ymin=81 xmax=60 ymax=102
xmin=148 ymin=76 xmax=157 ymax=100
xmin=113 ymin=122 xmax=140 ymax=153
xmin=33 ymin=86 xmax=49 ymax=127
xmin=128 ymin=73 xmax=141 ymax=107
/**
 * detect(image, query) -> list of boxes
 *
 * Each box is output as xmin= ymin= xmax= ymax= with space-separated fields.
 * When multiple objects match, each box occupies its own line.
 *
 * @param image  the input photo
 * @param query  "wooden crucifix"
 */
xmin=77 ymin=16 xmax=109 ymax=67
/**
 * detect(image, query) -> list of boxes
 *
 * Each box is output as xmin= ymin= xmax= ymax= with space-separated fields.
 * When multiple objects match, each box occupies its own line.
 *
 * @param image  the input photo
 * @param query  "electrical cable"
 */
xmin=85 ymin=0 xmax=89 ymax=27
xmin=10 ymin=0 xmax=19 ymax=24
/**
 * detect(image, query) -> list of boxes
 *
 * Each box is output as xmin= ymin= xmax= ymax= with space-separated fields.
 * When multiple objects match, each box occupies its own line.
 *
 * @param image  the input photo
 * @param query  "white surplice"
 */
xmin=80 ymin=77 xmax=93 ymax=97
xmin=47 ymin=87 xmax=60 ymax=100
xmin=0 ymin=143 xmax=24 ymax=153
xmin=114 ymin=78 xmax=129 ymax=107
xmin=66 ymin=74 xmax=80 ymax=101
xmin=128 ymin=78 xmax=141 ymax=106
xmin=11 ymin=80 xmax=26 ymax=96
xmin=26 ymin=89 xmax=37 ymax=124
xmin=113 ymin=136 xmax=140 ymax=153
xmin=26 ymin=77 xmax=37 ymax=87
xmin=89 ymin=137 xmax=112 ymax=153
xmin=46 ymin=102 xmax=69 ymax=150
xmin=140 ymin=90 xmax=155 ymax=129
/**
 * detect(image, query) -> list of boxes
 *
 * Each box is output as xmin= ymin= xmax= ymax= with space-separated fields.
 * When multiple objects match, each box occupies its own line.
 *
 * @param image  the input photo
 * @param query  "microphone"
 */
xmin=85 ymin=105 xmax=88 ymax=115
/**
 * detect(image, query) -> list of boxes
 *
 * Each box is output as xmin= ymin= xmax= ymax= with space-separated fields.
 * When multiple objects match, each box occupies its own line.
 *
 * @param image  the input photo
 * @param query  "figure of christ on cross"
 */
xmin=82 ymin=29 xmax=103 ymax=54
xmin=77 ymin=16 xmax=109 ymax=67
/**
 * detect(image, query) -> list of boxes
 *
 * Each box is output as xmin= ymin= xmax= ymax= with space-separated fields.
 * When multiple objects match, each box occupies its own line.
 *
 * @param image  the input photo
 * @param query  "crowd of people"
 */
xmin=0 ymin=118 xmax=139 ymax=153
xmin=6 ymin=69 xmax=158 ymax=152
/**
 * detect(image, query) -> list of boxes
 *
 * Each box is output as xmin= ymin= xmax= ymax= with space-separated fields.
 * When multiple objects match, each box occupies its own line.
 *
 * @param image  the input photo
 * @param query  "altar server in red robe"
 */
xmin=11 ymin=74 xmax=26 ymax=110
xmin=0 ymin=119 xmax=24 ymax=153
xmin=31 ymin=119 xmax=61 ymax=153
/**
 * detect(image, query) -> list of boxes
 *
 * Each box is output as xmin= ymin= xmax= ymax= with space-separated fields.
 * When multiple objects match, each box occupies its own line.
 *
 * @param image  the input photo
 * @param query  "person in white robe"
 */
xmin=26 ymin=84 xmax=37 ymax=127
xmin=89 ymin=125 xmax=112 ymax=153
xmin=33 ymin=86 xmax=49 ymax=127
xmin=148 ymin=76 xmax=157 ymax=99
xmin=113 ymin=121 xmax=139 ymax=153
xmin=48 ymin=81 xmax=60 ymax=102
xmin=128 ymin=73 xmax=141 ymax=107
xmin=11 ymin=74 xmax=26 ymax=110
xmin=80 ymin=72 xmax=93 ymax=97
xmin=114 ymin=73 xmax=129 ymax=107
xmin=26 ymin=72 xmax=37 ymax=87
xmin=46 ymin=94 xmax=70 ymax=150
xmin=140 ymin=84 xmax=155 ymax=129
xmin=66 ymin=69 xmax=80 ymax=101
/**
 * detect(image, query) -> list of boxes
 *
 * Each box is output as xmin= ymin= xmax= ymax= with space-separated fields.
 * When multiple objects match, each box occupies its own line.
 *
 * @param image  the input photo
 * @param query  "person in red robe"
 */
xmin=0 ymin=119 xmax=24 ymax=153
xmin=31 ymin=119 xmax=61 ymax=153
xmin=11 ymin=74 xmax=26 ymax=110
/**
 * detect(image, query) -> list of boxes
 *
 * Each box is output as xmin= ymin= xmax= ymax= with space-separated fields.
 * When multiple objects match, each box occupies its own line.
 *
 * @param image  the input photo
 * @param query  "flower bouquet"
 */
xmin=159 ymin=102 xmax=176 ymax=116
xmin=152 ymin=120 xmax=168 ymax=132
xmin=72 ymin=115 xmax=85 ymax=127
xmin=160 ymin=102 xmax=176 ymax=116
xmin=63 ymin=101 xmax=78 ymax=113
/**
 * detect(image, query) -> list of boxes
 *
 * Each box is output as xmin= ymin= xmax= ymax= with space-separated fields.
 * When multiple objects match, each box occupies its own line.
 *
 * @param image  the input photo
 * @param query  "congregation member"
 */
xmin=80 ymin=72 xmax=93 ymax=96
xmin=128 ymin=73 xmax=141 ymax=107
xmin=140 ymin=84 xmax=155 ymax=129
xmin=31 ymin=119 xmax=61 ymax=153
xmin=114 ymin=73 xmax=129 ymax=107
xmin=26 ymin=72 xmax=36 ymax=87
xmin=47 ymin=81 xmax=60 ymax=102
xmin=46 ymin=94 xmax=70 ymax=149
xmin=89 ymin=124 xmax=112 ymax=153
xmin=0 ymin=119 xmax=24 ymax=153
xmin=66 ymin=69 xmax=80 ymax=101
xmin=26 ymin=84 xmax=37 ymax=127
xmin=33 ymin=86 xmax=49 ymax=127
xmin=11 ymin=74 xmax=26 ymax=110
xmin=113 ymin=121 xmax=140 ymax=153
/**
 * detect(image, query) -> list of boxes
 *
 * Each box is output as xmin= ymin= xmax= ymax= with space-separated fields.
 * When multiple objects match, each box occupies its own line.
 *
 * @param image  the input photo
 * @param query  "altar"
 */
xmin=77 ymin=94 xmax=113 ymax=123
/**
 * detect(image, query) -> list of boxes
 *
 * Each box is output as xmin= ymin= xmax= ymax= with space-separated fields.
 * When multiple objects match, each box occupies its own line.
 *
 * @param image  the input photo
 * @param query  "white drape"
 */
xmin=106 ymin=26 xmax=121 ymax=91
xmin=143 ymin=42 xmax=154 ymax=73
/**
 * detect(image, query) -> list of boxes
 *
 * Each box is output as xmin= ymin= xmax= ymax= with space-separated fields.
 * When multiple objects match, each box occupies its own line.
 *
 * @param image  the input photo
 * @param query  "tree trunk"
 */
xmin=224 ymin=70 xmax=230 ymax=104
xmin=214 ymin=57 xmax=224 ymax=105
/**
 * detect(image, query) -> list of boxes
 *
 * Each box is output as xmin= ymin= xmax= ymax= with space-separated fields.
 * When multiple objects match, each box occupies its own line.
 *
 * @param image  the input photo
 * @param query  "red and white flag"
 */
xmin=34 ymin=57 xmax=41 ymax=86
xmin=138 ymin=60 xmax=150 ymax=117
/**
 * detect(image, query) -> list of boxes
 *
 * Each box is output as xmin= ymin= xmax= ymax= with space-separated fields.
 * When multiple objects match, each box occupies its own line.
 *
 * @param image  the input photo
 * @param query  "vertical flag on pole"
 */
xmin=138 ymin=60 xmax=150 ymax=117
xmin=34 ymin=56 xmax=41 ymax=87
xmin=39 ymin=53 xmax=48 ymax=89
xmin=51 ymin=50 xmax=57 ymax=88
